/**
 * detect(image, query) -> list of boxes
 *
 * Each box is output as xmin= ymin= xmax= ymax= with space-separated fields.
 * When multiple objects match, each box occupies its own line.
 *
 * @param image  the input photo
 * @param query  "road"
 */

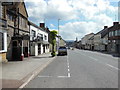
xmin=24 ymin=49 xmax=119 ymax=88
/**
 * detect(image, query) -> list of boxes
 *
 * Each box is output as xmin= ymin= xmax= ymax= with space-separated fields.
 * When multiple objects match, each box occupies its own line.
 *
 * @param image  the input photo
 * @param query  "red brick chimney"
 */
xmin=40 ymin=23 xmax=45 ymax=28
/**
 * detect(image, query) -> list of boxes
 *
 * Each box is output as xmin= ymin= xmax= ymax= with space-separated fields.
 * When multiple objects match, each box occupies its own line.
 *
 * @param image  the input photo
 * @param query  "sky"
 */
xmin=24 ymin=0 xmax=119 ymax=41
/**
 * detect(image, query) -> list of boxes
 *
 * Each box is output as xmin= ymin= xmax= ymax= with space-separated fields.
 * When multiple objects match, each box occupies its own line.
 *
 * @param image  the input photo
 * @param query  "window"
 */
xmin=7 ymin=14 xmax=14 ymax=21
xmin=115 ymin=30 xmax=118 ymax=36
xmin=109 ymin=32 xmax=112 ymax=37
xmin=31 ymin=30 xmax=36 ymax=40
xmin=44 ymin=35 xmax=47 ymax=40
xmin=111 ymin=31 xmax=114 ymax=36
xmin=19 ymin=17 xmax=27 ymax=28
xmin=40 ymin=34 xmax=43 ymax=40
xmin=0 ymin=32 xmax=4 ymax=50
xmin=118 ymin=30 xmax=120 ymax=36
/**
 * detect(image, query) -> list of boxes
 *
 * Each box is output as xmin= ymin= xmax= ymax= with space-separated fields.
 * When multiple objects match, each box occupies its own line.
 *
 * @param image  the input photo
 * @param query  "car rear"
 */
xmin=58 ymin=46 xmax=67 ymax=55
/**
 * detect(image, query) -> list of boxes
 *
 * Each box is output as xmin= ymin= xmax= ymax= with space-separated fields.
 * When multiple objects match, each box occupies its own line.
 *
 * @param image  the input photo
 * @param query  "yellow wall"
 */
xmin=0 ymin=53 xmax=7 ymax=62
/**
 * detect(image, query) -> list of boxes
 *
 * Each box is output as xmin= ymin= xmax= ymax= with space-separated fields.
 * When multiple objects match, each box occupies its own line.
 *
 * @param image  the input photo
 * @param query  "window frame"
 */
xmin=0 ymin=30 xmax=7 ymax=53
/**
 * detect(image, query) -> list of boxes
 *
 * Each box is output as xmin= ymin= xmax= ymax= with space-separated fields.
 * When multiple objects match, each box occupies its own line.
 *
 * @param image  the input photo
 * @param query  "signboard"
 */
xmin=2 ymin=2 xmax=13 ymax=6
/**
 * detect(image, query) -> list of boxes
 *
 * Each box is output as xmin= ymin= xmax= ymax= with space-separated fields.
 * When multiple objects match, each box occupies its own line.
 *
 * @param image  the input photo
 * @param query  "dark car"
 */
xmin=58 ymin=46 xmax=67 ymax=55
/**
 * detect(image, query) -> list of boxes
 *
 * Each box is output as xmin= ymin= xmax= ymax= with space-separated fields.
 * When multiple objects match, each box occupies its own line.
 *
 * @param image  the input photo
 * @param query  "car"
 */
xmin=58 ymin=46 xmax=67 ymax=55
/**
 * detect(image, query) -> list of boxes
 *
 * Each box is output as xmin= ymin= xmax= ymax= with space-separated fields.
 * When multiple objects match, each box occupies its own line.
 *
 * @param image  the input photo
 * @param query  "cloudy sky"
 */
xmin=25 ymin=0 xmax=119 ymax=41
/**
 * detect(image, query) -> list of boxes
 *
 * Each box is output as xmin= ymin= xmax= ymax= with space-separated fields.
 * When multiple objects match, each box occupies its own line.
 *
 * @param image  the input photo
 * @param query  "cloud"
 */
xmin=50 ymin=24 xmax=55 ymax=28
xmin=60 ymin=21 xmax=98 ymax=40
xmin=25 ymin=0 xmax=118 ymax=40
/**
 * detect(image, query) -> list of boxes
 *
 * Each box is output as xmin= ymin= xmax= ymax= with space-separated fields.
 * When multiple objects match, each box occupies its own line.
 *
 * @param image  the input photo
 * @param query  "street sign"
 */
xmin=2 ymin=2 xmax=13 ymax=6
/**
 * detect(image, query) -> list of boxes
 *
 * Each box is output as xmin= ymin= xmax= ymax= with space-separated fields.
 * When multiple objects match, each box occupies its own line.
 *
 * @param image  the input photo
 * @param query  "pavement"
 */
xmin=0 ymin=52 xmax=56 ymax=89
xmin=24 ymin=49 xmax=119 ymax=88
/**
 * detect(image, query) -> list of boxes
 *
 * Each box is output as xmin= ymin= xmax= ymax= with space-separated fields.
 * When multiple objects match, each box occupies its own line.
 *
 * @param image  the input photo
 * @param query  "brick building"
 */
xmin=108 ymin=22 xmax=120 ymax=54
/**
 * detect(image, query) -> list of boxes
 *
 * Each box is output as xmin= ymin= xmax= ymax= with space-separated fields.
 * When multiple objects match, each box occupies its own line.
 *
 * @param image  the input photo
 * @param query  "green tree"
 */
xmin=50 ymin=30 xmax=58 ymax=57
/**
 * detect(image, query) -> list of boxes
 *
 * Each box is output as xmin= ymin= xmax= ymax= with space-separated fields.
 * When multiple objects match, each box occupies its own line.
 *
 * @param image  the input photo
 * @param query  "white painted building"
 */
xmin=28 ymin=21 xmax=49 ymax=56
xmin=0 ymin=3 xmax=8 ymax=62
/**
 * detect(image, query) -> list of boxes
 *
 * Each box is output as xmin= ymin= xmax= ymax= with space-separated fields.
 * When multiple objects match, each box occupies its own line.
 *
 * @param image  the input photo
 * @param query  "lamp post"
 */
xmin=58 ymin=19 xmax=60 ymax=50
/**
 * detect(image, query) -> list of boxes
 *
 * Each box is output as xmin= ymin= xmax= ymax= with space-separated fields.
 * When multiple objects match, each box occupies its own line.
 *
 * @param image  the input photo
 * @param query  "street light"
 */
xmin=58 ymin=19 xmax=60 ymax=50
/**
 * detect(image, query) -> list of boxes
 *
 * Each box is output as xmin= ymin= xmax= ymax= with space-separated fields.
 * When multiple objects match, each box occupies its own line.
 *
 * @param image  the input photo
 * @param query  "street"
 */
xmin=24 ymin=49 xmax=119 ymax=88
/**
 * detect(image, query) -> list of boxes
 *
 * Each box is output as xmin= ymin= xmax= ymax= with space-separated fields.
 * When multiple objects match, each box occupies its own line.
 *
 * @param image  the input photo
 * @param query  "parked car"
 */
xmin=58 ymin=46 xmax=67 ymax=55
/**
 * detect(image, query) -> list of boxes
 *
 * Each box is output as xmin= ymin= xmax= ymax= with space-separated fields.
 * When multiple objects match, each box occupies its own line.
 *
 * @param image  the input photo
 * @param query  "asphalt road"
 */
xmin=24 ymin=49 xmax=119 ymax=88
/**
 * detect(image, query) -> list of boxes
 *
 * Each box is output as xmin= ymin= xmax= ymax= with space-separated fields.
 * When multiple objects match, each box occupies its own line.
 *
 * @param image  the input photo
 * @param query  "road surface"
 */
xmin=24 ymin=49 xmax=119 ymax=88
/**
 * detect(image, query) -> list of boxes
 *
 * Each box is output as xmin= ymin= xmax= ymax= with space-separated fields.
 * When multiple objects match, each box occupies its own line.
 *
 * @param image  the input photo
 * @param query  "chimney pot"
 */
xmin=113 ymin=22 xmax=119 ymax=26
xmin=40 ymin=23 xmax=45 ymax=28
xmin=104 ymin=26 xmax=108 ymax=29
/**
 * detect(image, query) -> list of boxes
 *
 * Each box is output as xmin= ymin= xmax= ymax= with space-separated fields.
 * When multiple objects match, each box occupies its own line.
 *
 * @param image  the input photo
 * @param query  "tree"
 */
xmin=50 ymin=30 xmax=58 ymax=57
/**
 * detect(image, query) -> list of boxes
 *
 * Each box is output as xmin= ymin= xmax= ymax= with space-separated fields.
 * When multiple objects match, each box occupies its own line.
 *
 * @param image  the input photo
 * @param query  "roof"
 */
xmin=95 ymin=28 xmax=109 ymax=38
xmin=88 ymin=35 xmax=94 ymax=40
xmin=28 ymin=21 xmax=48 ymax=33
xmin=108 ymin=24 xmax=120 ymax=32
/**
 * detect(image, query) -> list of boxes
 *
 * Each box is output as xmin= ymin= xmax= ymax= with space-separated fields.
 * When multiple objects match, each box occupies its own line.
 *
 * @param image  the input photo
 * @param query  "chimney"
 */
xmin=104 ymin=26 xmax=108 ymax=29
xmin=40 ymin=23 xmax=45 ymax=28
xmin=113 ymin=22 xmax=119 ymax=26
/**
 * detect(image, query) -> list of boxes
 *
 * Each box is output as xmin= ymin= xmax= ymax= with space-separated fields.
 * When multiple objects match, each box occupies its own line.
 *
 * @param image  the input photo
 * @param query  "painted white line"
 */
xmin=19 ymin=74 xmax=35 ymax=88
xmin=68 ymin=73 xmax=71 ymax=77
xmin=38 ymin=76 xmax=52 ymax=78
xmin=89 ymin=56 xmax=98 ymax=61
xmin=68 ymin=65 xmax=69 ymax=68
xmin=68 ymin=69 xmax=70 ymax=72
xmin=106 ymin=64 xmax=119 ymax=70
xmin=57 ymin=76 xmax=68 ymax=78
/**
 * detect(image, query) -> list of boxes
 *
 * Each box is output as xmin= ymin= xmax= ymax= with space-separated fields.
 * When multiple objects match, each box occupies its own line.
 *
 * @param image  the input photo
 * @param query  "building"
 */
xmin=99 ymin=26 xmax=109 ymax=51
xmin=108 ymin=22 xmax=120 ymax=54
xmin=2 ymin=1 xmax=30 ymax=61
xmin=0 ymin=2 xmax=8 ymax=62
xmin=88 ymin=36 xmax=94 ymax=50
xmin=81 ymin=33 xmax=94 ymax=50
xmin=94 ymin=26 xmax=109 ymax=51
xmin=28 ymin=22 xmax=49 ymax=56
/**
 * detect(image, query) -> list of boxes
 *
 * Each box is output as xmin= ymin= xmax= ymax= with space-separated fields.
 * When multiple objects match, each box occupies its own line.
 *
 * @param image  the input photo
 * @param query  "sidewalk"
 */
xmin=0 ymin=53 xmax=56 ymax=89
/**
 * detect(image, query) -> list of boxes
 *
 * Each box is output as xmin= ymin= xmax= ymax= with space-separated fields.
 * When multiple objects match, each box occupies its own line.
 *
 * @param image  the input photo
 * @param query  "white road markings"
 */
xmin=68 ymin=73 xmax=71 ymax=77
xmin=77 ymin=51 xmax=120 ymax=71
xmin=89 ymin=56 xmax=98 ymax=61
xmin=106 ymin=64 xmax=119 ymax=70
xmin=57 ymin=76 xmax=68 ymax=78
xmin=37 ymin=56 xmax=71 ymax=78
xmin=67 ymin=55 xmax=71 ymax=77
xmin=19 ymin=74 xmax=35 ymax=88
xmin=38 ymin=76 xmax=52 ymax=78
xmin=68 ymin=69 xmax=70 ymax=72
